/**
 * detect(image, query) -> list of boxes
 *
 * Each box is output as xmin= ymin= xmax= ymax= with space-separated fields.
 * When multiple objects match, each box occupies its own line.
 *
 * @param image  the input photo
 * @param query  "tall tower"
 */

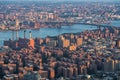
xmin=29 ymin=31 xmax=35 ymax=48
xmin=24 ymin=30 xmax=26 ymax=39
xmin=12 ymin=30 xmax=14 ymax=40
xmin=16 ymin=19 xmax=19 ymax=40
xmin=29 ymin=31 xmax=32 ymax=39
xmin=16 ymin=31 xmax=19 ymax=40
xmin=16 ymin=19 xmax=19 ymax=30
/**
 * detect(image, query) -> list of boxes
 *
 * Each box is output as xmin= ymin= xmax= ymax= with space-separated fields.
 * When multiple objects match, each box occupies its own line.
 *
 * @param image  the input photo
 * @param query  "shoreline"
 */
xmin=0 ymin=21 xmax=119 ymax=32
xmin=0 ymin=20 xmax=120 ymax=46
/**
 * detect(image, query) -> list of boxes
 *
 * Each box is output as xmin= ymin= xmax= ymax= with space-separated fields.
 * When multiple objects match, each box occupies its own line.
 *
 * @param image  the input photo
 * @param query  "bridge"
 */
xmin=74 ymin=22 xmax=114 ymax=29
xmin=39 ymin=21 xmax=115 ymax=29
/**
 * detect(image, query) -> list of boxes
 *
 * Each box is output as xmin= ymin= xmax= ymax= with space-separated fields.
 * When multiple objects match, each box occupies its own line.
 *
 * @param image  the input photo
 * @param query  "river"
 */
xmin=0 ymin=21 xmax=120 ymax=46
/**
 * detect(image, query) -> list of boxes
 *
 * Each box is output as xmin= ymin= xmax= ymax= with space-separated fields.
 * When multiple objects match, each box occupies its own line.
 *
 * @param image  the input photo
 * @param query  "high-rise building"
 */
xmin=23 ymin=71 xmax=42 ymax=80
xmin=60 ymin=39 xmax=70 ymax=48
xmin=15 ymin=19 xmax=20 ymax=30
xmin=34 ymin=22 xmax=40 ymax=29
xmin=35 ymin=38 xmax=44 ymax=45
xmin=76 ymin=38 xmax=83 ymax=47
xmin=103 ymin=59 xmax=115 ymax=72
xmin=48 ymin=68 xmax=55 ymax=80
xmin=58 ymin=35 xmax=70 ymax=48
xmin=62 ymin=68 xmax=67 ymax=78
xmin=3 ymin=74 xmax=18 ymax=80
xmin=46 ymin=40 xmax=57 ymax=47
xmin=117 ymin=39 xmax=120 ymax=48
xmin=118 ymin=73 xmax=120 ymax=80
xmin=67 ymin=67 xmax=73 ymax=78
xmin=69 ymin=44 xmax=76 ymax=51
xmin=4 ymin=31 xmax=35 ymax=49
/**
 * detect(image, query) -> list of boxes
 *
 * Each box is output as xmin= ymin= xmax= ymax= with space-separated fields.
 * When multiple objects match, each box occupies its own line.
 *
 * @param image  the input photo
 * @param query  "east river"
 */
xmin=0 ymin=21 xmax=120 ymax=46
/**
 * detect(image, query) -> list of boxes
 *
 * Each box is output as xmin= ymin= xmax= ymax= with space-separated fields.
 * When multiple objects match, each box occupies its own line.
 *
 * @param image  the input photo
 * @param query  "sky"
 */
xmin=0 ymin=0 xmax=119 ymax=2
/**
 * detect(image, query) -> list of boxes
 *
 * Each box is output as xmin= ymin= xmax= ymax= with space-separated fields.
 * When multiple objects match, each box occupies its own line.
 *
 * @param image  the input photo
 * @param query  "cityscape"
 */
xmin=0 ymin=0 xmax=120 ymax=80
xmin=0 ymin=1 xmax=120 ymax=30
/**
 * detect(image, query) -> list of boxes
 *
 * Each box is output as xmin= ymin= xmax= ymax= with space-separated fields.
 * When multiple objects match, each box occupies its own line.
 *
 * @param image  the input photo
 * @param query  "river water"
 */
xmin=0 ymin=21 xmax=120 ymax=46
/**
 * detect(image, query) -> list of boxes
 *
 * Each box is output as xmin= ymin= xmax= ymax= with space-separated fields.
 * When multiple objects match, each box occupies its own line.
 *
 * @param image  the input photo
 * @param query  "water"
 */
xmin=111 ymin=20 xmax=120 ymax=27
xmin=0 ymin=20 xmax=120 ymax=46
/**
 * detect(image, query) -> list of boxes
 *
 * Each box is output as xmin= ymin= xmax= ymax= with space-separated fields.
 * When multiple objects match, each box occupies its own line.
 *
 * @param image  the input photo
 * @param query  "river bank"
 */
xmin=0 ymin=20 xmax=120 ymax=46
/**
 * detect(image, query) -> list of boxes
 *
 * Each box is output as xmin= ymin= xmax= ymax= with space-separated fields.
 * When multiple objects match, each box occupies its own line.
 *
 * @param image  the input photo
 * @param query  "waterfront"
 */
xmin=0 ymin=24 xmax=97 ymax=46
xmin=1 ymin=1 xmax=120 ymax=80
xmin=0 ymin=20 xmax=120 ymax=46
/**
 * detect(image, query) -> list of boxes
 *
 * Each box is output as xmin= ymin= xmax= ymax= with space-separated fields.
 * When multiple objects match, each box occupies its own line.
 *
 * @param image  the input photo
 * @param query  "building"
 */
xmin=46 ymin=40 xmax=57 ymax=47
xmin=59 ymin=39 xmax=70 ymax=48
xmin=69 ymin=45 xmax=76 ymax=51
xmin=76 ymin=38 xmax=83 ymax=47
xmin=4 ymin=31 xmax=35 ymax=49
xmin=4 ymin=40 xmax=18 ymax=49
xmin=117 ymin=39 xmax=120 ymax=48
xmin=23 ymin=71 xmax=42 ymax=80
xmin=18 ymin=38 xmax=35 ymax=49
xmin=34 ymin=22 xmax=40 ymax=29
xmin=103 ymin=59 xmax=115 ymax=72
xmin=48 ymin=68 xmax=55 ymax=80
xmin=35 ymin=38 xmax=44 ymax=45
xmin=3 ymin=74 xmax=18 ymax=80
xmin=15 ymin=19 xmax=20 ymax=30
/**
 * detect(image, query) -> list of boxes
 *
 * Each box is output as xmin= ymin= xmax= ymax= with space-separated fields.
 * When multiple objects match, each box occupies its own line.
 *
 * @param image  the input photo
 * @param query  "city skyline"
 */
xmin=0 ymin=0 xmax=120 ymax=80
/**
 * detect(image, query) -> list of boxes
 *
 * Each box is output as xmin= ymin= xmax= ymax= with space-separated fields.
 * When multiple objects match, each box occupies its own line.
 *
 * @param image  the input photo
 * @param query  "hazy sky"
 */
xmin=0 ymin=0 xmax=119 ymax=2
